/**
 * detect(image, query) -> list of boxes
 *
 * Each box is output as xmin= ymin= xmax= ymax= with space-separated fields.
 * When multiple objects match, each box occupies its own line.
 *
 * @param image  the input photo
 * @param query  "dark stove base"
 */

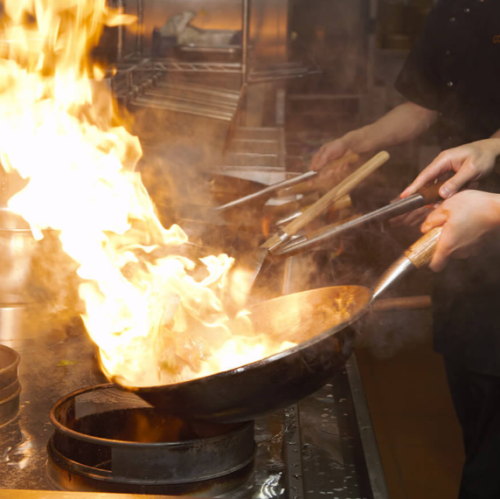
xmin=47 ymin=446 xmax=255 ymax=497
xmin=48 ymin=384 xmax=256 ymax=496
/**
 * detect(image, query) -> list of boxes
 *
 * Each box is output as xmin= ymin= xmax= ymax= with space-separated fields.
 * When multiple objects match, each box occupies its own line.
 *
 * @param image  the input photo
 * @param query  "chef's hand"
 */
xmin=401 ymin=139 xmax=500 ymax=200
xmin=390 ymin=204 xmax=438 ymax=227
xmin=421 ymin=190 xmax=500 ymax=272
xmin=310 ymin=134 xmax=356 ymax=171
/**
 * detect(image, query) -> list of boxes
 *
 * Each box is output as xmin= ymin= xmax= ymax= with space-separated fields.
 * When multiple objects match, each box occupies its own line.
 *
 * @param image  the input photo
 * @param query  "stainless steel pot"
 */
xmin=0 ymin=207 xmax=37 ymax=304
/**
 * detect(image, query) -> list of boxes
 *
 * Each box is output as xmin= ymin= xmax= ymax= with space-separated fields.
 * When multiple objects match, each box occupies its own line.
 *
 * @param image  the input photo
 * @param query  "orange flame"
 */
xmin=1 ymin=0 xmax=294 ymax=387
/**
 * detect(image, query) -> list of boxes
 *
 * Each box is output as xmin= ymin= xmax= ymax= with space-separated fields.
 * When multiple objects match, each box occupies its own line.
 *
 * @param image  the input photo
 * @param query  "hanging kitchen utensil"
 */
xmin=117 ymin=227 xmax=441 ymax=423
xmin=227 ymin=151 xmax=390 ymax=308
xmin=274 ymin=178 xmax=445 ymax=258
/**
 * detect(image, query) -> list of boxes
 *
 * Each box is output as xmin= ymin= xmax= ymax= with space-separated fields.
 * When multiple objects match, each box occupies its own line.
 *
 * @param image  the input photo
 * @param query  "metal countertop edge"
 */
xmin=0 ymin=490 xmax=178 ymax=498
xmin=345 ymin=354 xmax=390 ymax=499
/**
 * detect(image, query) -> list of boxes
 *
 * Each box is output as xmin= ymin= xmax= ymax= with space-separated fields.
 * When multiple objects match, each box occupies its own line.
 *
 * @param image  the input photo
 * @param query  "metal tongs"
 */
xmin=227 ymin=152 xmax=391 ymax=308
xmin=274 ymin=178 xmax=446 ymax=257
xmin=213 ymin=153 xmax=360 ymax=212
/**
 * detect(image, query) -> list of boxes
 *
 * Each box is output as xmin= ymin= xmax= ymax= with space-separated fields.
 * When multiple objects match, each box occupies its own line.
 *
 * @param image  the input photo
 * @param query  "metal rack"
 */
xmin=115 ymin=0 xmax=320 ymax=82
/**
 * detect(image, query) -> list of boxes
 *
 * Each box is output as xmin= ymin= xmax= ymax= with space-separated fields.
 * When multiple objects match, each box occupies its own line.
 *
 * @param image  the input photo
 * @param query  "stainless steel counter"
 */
xmin=0 ymin=323 xmax=387 ymax=499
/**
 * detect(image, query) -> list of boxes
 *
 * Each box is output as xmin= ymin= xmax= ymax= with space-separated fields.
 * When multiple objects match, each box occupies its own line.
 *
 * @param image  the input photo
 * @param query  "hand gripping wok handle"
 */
xmin=372 ymin=226 xmax=443 ymax=300
xmin=266 ymin=151 xmax=390 ymax=250
xmin=404 ymin=226 xmax=443 ymax=268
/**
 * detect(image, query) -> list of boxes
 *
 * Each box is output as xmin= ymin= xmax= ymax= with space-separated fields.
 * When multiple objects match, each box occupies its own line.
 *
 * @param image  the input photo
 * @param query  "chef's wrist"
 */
xmin=485 ymin=193 xmax=500 ymax=229
xmin=488 ymin=138 xmax=500 ymax=156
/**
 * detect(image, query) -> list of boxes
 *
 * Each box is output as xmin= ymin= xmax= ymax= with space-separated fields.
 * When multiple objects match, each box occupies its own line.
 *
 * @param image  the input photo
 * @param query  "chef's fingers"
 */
xmin=421 ymin=206 xmax=448 ymax=233
xmin=310 ymin=145 xmax=329 ymax=171
xmin=401 ymin=149 xmax=465 ymax=198
xmin=401 ymin=160 xmax=449 ymax=199
xmin=438 ymin=157 xmax=478 ymax=198
xmin=311 ymin=141 xmax=346 ymax=171
xmin=454 ymin=246 xmax=475 ymax=260
xmin=429 ymin=234 xmax=452 ymax=272
xmin=390 ymin=205 xmax=432 ymax=227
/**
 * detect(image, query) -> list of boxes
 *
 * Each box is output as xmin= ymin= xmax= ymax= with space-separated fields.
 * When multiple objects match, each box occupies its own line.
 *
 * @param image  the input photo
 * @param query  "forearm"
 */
xmin=344 ymin=102 xmax=437 ymax=154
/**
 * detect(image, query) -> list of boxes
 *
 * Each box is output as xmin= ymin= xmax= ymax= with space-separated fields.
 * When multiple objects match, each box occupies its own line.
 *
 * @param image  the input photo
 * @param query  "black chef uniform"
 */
xmin=395 ymin=0 xmax=500 ymax=497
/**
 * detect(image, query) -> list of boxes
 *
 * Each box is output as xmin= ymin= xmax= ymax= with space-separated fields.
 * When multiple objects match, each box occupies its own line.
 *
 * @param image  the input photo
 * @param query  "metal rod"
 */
xmin=371 ymin=257 xmax=414 ymax=301
xmin=143 ymin=91 xmax=238 ymax=111
xmin=132 ymin=97 xmax=234 ymax=121
xmin=345 ymin=355 xmax=390 ymax=499
xmin=116 ymin=0 xmax=124 ymax=61
xmin=241 ymin=0 xmax=250 ymax=83
xmin=155 ymin=82 xmax=241 ymax=100
xmin=214 ymin=171 xmax=317 ymax=212
xmin=136 ymin=0 xmax=144 ymax=55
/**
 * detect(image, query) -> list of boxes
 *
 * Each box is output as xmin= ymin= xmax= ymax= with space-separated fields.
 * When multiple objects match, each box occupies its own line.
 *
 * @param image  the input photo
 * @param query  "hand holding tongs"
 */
xmin=274 ymin=178 xmax=446 ymax=257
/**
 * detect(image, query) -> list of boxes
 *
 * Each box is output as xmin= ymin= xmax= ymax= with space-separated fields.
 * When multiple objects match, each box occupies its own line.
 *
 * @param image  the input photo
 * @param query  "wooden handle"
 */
xmin=329 ymin=194 xmax=352 ymax=212
xmin=404 ymin=226 xmax=443 ymax=268
xmin=281 ymin=151 xmax=390 ymax=237
xmin=419 ymin=179 xmax=446 ymax=205
xmin=373 ymin=295 xmax=432 ymax=312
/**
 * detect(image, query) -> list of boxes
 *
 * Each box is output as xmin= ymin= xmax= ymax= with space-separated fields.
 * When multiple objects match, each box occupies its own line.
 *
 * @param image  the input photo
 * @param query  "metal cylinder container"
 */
xmin=0 ymin=207 xmax=37 ymax=304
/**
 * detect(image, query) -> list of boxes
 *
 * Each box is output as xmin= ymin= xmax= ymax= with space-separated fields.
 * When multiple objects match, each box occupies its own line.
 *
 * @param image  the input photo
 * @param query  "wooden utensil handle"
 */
xmin=419 ymin=179 xmax=446 ymax=205
xmin=281 ymin=151 xmax=390 ymax=237
xmin=373 ymin=295 xmax=432 ymax=312
xmin=404 ymin=226 xmax=443 ymax=268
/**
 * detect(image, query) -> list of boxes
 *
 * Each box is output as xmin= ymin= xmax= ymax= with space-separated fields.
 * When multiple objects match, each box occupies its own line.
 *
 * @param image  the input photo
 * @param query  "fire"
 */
xmin=0 ymin=0 xmax=295 ymax=387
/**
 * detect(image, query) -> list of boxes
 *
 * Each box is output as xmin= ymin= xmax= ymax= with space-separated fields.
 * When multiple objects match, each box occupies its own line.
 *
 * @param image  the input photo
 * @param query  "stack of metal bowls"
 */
xmin=0 ymin=344 xmax=20 ymax=427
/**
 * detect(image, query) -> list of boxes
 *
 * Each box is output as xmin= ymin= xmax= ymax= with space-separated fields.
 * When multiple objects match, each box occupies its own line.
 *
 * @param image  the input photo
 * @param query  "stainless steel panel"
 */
xmin=127 ymin=0 xmax=288 ymax=62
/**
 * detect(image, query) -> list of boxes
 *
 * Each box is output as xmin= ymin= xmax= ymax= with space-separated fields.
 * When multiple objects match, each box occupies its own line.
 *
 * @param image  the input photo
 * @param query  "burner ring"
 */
xmin=48 ymin=384 xmax=255 ymax=494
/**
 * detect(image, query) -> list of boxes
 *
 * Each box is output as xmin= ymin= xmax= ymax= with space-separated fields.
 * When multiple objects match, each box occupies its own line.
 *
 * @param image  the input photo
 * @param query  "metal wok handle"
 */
xmin=372 ymin=226 xmax=443 ymax=301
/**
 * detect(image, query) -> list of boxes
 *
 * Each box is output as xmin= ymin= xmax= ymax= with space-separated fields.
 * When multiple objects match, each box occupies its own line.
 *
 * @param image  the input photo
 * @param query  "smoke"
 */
xmin=26 ymin=232 xmax=84 ymax=330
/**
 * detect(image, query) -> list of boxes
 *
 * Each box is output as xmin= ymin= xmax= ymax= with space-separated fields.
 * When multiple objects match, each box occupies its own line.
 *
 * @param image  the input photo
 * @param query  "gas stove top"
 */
xmin=0 ymin=328 xmax=386 ymax=499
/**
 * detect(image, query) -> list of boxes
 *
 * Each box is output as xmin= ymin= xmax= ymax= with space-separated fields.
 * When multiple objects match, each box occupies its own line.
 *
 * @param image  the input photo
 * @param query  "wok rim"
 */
xmin=115 ymin=285 xmax=372 ymax=395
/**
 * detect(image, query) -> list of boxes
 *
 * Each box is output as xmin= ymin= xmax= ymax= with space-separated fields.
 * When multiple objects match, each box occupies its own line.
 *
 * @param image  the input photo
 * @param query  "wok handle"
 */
xmin=372 ymin=226 xmax=443 ymax=300
xmin=404 ymin=226 xmax=443 ymax=268
xmin=266 ymin=151 xmax=390 ymax=250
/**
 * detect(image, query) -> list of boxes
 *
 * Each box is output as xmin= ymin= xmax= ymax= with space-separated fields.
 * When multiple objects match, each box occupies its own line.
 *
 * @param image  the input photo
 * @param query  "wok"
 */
xmin=119 ymin=227 xmax=442 ymax=424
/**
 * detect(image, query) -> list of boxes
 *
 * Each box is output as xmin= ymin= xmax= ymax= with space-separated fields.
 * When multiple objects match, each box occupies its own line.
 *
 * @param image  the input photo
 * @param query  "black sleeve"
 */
xmin=394 ymin=3 xmax=444 ymax=111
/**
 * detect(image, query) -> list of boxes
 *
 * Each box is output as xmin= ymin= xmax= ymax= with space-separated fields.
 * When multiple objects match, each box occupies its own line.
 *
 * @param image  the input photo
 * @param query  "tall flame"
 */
xmin=0 ymin=0 xmax=294 ymax=387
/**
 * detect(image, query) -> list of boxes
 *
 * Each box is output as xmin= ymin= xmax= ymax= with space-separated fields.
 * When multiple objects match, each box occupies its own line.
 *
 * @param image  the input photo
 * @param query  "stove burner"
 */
xmin=48 ymin=384 xmax=256 ymax=496
xmin=0 ymin=344 xmax=20 ymax=428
